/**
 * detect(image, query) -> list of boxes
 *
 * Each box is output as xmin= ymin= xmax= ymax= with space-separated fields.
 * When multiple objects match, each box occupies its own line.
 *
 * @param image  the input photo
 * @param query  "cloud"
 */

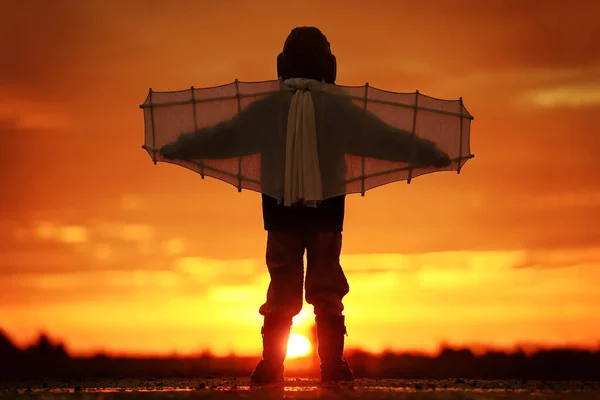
xmin=161 ymin=238 xmax=186 ymax=256
xmin=344 ymin=57 xmax=431 ymax=76
xmin=1 ymin=220 xmax=168 ymax=275
xmin=2 ymin=245 xmax=600 ymax=355
xmin=119 ymin=194 xmax=144 ymax=211
xmin=518 ymin=82 xmax=600 ymax=109
xmin=90 ymin=221 xmax=155 ymax=243
xmin=0 ymin=248 xmax=88 ymax=276
xmin=1 ymin=219 xmax=264 ymax=279
xmin=512 ymin=247 xmax=600 ymax=270
xmin=92 ymin=243 xmax=114 ymax=262
xmin=207 ymin=285 xmax=264 ymax=304
xmin=34 ymin=221 xmax=89 ymax=244
xmin=522 ymin=190 xmax=600 ymax=209
xmin=0 ymin=97 xmax=75 ymax=132
xmin=456 ymin=66 xmax=600 ymax=87
xmin=0 ymin=269 xmax=200 ymax=310
xmin=174 ymin=257 xmax=263 ymax=283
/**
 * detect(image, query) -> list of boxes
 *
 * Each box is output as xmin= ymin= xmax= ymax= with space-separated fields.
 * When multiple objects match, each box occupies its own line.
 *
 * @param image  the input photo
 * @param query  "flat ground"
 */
xmin=2 ymin=378 xmax=599 ymax=399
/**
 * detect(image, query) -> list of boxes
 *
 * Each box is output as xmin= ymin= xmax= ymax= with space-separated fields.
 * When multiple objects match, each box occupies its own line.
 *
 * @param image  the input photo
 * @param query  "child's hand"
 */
xmin=160 ymin=143 xmax=179 ymax=160
xmin=432 ymin=148 xmax=451 ymax=168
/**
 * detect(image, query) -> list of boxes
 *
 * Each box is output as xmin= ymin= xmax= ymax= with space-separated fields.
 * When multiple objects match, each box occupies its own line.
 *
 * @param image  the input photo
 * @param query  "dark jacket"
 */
xmin=165 ymin=86 xmax=441 ymax=232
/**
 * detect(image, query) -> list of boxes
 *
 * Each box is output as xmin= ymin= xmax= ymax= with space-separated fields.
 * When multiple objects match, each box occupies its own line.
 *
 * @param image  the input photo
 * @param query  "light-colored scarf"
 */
xmin=282 ymin=78 xmax=324 ymax=207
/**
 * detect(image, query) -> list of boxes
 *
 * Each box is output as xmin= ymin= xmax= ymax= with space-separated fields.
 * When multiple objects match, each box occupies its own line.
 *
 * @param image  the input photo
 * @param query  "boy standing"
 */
xmin=160 ymin=26 xmax=451 ymax=384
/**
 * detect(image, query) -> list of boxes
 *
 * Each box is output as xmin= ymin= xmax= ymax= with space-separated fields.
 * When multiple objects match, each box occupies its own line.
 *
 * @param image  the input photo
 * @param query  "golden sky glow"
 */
xmin=1 ymin=0 xmax=599 ymax=357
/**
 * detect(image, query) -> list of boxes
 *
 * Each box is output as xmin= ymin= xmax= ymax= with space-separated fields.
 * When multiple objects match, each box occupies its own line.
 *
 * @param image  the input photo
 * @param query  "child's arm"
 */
xmin=324 ymin=93 xmax=450 ymax=167
xmin=160 ymin=94 xmax=281 ymax=160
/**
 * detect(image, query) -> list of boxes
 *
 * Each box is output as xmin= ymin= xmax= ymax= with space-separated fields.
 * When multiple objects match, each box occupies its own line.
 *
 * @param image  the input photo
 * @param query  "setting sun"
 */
xmin=286 ymin=334 xmax=312 ymax=358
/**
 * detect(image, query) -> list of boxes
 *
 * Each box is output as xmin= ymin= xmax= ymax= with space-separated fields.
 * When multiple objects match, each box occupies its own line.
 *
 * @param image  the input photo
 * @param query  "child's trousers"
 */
xmin=258 ymin=231 xmax=350 ymax=318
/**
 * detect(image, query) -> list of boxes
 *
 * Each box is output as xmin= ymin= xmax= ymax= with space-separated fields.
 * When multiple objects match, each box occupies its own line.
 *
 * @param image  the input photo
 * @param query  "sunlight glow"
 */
xmin=286 ymin=334 xmax=311 ymax=358
xmin=292 ymin=307 xmax=313 ymax=327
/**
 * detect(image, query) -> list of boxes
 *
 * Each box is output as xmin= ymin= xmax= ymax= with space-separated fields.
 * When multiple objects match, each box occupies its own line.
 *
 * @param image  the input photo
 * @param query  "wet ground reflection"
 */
xmin=3 ymin=378 xmax=600 ymax=399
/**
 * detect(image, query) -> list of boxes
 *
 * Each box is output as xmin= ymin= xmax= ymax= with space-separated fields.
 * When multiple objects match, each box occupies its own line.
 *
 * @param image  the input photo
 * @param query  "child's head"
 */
xmin=277 ymin=26 xmax=336 ymax=84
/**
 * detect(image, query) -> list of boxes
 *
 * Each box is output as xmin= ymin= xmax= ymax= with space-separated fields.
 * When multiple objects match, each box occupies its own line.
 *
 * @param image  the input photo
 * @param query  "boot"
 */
xmin=250 ymin=315 xmax=292 ymax=384
xmin=315 ymin=315 xmax=354 ymax=382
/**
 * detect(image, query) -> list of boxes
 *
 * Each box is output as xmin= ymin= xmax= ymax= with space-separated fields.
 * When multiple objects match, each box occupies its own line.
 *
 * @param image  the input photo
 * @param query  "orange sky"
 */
xmin=1 ymin=0 xmax=599 ymax=357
